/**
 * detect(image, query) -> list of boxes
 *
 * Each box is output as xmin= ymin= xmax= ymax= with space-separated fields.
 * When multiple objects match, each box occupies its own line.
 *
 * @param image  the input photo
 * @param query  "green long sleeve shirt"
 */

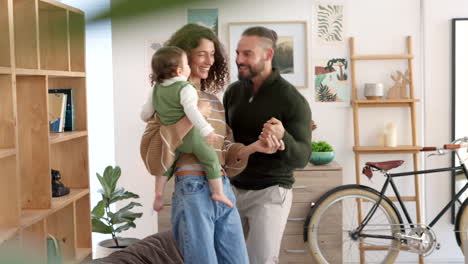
xmin=223 ymin=69 xmax=312 ymax=190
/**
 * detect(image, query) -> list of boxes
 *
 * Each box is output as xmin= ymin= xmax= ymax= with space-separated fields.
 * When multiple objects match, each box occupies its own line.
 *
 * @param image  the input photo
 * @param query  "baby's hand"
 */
xmin=198 ymin=101 xmax=212 ymax=118
xmin=205 ymin=132 xmax=217 ymax=146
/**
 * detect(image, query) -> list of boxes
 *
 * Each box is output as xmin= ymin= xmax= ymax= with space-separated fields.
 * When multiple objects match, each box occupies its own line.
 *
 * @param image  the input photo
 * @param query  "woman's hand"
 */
xmin=255 ymin=134 xmax=285 ymax=154
xmin=235 ymin=135 xmax=285 ymax=162
xmin=153 ymin=193 xmax=164 ymax=212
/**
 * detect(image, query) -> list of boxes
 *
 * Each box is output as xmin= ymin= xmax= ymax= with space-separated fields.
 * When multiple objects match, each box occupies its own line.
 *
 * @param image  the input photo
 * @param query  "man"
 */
xmin=223 ymin=26 xmax=312 ymax=264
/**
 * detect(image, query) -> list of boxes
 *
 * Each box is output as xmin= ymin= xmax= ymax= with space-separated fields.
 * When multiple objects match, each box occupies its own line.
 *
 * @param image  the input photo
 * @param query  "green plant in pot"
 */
xmin=92 ymin=166 xmax=143 ymax=258
xmin=310 ymin=141 xmax=335 ymax=165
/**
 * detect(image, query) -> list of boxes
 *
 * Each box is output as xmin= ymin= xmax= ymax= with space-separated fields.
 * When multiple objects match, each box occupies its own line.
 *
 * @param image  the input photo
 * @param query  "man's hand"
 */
xmin=205 ymin=132 xmax=217 ymax=146
xmin=198 ymin=101 xmax=212 ymax=118
xmin=256 ymin=134 xmax=285 ymax=154
xmin=260 ymin=118 xmax=285 ymax=140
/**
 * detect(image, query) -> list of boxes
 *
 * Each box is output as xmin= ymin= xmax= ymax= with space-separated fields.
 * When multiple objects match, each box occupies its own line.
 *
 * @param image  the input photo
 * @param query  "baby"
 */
xmin=142 ymin=46 xmax=233 ymax=210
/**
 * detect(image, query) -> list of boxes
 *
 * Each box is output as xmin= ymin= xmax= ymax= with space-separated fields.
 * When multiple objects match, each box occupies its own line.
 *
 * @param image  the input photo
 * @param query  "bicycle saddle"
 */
xmin=366 ymin=160 xmax=404 ymax=171
xmin=362 ymin=160 xmax=404 ymax=179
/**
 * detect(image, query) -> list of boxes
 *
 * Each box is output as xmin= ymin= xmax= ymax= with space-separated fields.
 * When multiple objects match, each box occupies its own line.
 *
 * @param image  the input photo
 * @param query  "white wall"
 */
xmin=61 ymin=0 xmax=468 ymax=262
xmin=423 ymin=0 xmax=468 ymax=262
xmin=58 ymin=0 xmax=116 ymax=250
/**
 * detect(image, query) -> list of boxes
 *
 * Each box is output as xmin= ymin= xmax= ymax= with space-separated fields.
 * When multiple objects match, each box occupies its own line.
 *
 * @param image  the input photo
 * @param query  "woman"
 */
xmin=140 ymin=24 xmax=283 ymax=264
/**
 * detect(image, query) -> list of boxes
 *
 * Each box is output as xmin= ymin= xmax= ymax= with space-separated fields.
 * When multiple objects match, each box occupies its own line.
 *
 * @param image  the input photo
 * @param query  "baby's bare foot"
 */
xmin=212 ymin=193 xmax=233 ymax=208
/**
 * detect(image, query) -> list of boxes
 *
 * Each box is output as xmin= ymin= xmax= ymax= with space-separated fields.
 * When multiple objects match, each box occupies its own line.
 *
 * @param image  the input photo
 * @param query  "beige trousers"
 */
xmin=232 ymin=185 xmax=293 ymax=264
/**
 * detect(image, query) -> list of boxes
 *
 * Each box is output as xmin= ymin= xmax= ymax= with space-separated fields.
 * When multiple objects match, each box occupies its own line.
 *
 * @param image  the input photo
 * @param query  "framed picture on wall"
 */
xmin=187 ymin=8 xmax=219 ymax=35
xmin=228 ymin=21 xmax=309 ymax=88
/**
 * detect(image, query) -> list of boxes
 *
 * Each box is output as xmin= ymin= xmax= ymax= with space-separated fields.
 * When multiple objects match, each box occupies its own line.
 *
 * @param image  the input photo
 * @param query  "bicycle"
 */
xmin=303 ymin=136 xmax=468 ymax=263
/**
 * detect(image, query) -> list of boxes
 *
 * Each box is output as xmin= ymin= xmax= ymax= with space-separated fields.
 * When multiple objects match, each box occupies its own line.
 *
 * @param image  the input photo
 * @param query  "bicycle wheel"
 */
xmin=455 ymin=197 xmax=468 ymax=254
xmin=307 ymin=185 xmax=402 ymax=264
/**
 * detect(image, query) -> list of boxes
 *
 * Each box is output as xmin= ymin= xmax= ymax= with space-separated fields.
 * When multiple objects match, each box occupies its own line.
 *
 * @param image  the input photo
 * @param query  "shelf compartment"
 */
xmin=16 ymin=76 xmax=51 ymax=209
xmin=52 ymin=188 xmax=88 ymax=212
xmin=48 ymin=77 xmax=87 ymax=130
xmin=353 ymin=145 xmax=422 ymax=154
xmin=39 ymin=1 xmax=68 ymax=71
xmin=50 ymin=137 xmax=89 ymax=189
xmin=352 ymin=99 xmax=420 ymax=107
xmin=13 ymin=0 xmax=39 ymax=69
xmin=0 ymin=228 xmax=19 ymax=244
xmin=40 ymin=0 xmax=84 ymax=14
xmin=0 ymin=148 xmax=16 ymax=159
xmin=69 ymin=12 xmax=85 ymax=72
xmin=50 ymin=130 xmax=87 ymax=144
xmin=0 ymin=75 xmax=15 ymax=149
xmin=75 ymin=247 xmax=92 ymax=263
xmin=0 ymin=0 xmax=11 ymax=67
xmin=21 ymin=188 xmax=89 ymax=228
xmin=0 ymin=67 xmax=12 ymax=74
xmin=0 ymin=156 xmax=20 ymax=226
xmin=75 ymin=194 xmax=91 ymax=250
xmin=46 ymin=204 xmax=76 ymax=262
xmin=22 ymin=219 xmax=46 ymax=263
xmin=15 ymin=68 xmax=85 ymax=77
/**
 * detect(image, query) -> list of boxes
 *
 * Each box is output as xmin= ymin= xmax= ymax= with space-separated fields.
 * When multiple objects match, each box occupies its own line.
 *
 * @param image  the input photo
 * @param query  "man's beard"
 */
xmin=237 ymin=59 xmax=265 ymax=81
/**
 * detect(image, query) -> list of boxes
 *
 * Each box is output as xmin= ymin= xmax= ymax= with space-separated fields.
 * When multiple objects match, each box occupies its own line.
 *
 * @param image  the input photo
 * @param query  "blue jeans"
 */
xmin=171 ymin=175 xmax=249 ymax=264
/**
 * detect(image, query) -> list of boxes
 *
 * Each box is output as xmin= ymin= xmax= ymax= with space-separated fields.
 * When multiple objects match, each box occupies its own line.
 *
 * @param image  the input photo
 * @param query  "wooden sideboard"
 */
xmin=157 ymin=161 xmax=343 ymax=263
xmin=279 ymin=161 xmax=342 ymax=263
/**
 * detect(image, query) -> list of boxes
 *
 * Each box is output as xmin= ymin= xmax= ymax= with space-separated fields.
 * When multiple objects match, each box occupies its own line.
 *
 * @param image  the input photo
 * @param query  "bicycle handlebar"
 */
xmin=420 ymin=147 xmax=437 ymax=152
xmin=444 ymin=144 xmax=462 ymax=149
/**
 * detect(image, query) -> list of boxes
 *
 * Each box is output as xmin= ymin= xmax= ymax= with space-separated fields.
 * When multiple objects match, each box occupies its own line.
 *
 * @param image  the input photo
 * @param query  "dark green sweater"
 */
xmin=223 ymin=69 xmax=312 ymax=190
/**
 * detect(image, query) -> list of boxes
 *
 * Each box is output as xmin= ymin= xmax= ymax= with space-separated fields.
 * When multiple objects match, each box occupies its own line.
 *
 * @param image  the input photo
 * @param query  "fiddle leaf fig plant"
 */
xmin=92 ymin=166 xmax=142 ymax=247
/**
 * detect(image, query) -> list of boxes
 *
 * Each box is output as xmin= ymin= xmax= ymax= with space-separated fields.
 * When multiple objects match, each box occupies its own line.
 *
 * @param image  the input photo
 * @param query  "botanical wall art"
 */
xmin=317 ymin=4 xmax=344 ymax=44
xmin=314 ymin=58 xmax=349 ymax=102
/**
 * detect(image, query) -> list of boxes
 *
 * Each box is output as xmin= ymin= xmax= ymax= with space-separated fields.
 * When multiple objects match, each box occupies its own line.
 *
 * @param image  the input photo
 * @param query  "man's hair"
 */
xmin=242 ymin=26 xmax=278 ymax=49
xmin=165 ymin=24 xmax=228 ymax=94
xmin=150 ymin=46 xmax=185 ymax=85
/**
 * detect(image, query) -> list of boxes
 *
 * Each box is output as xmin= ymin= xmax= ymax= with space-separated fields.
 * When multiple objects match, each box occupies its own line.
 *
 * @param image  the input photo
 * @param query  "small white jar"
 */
xmin=364 ymin=83 xmax=384 ymax=100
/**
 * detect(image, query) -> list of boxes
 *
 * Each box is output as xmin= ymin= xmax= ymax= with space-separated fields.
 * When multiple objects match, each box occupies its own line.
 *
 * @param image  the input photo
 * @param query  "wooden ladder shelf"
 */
xmin=349 ymin=36 xmax=424 ymax=264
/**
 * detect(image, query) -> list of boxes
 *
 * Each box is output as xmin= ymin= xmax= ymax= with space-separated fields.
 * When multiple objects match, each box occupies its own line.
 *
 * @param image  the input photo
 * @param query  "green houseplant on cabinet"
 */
xmin=92 ymin=166 xmax=143 ymax=258
xmin=310 ymin=141 xmax=335 ymax=165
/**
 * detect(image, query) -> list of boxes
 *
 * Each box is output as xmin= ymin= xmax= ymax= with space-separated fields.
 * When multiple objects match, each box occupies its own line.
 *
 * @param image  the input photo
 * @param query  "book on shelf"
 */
xmin=48 ymin=93 xmax=67 ymax=132
xmin=49 ymin=89 xmax=75 ymax=131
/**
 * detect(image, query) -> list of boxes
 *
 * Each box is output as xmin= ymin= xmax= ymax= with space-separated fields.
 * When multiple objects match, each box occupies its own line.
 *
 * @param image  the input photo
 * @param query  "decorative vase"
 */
xmin=310 ymin=152 xmax=335 ymax=165
xmin=95 ymin=238 xmax=140 ymax=259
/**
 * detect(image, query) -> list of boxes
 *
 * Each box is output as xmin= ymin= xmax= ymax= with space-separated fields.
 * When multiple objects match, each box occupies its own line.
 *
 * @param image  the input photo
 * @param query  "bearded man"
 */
xmin=223 ymin=26 xmax=312 ymax=264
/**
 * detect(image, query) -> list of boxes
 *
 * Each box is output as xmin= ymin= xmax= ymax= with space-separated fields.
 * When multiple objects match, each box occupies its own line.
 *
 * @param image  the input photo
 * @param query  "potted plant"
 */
xmin=92 ymin=166 xmax=143 ymax=258
xmin=310 ymin=141 xmax=335 ymax=165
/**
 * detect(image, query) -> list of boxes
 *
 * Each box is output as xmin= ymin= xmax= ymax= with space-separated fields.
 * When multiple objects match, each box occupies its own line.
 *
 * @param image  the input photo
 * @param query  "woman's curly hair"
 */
xmin=165 ymin=24 xmax=228 ymax=94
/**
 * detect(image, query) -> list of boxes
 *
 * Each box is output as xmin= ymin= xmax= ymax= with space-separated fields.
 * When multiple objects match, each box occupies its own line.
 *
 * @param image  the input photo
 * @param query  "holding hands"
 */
xmin=255 ymin=118 xmax=286 ymax=154
xmin=260 ymin=118 xmax=285 ymax=141
xmin=255 ymin=134 xmax=285 ymax=154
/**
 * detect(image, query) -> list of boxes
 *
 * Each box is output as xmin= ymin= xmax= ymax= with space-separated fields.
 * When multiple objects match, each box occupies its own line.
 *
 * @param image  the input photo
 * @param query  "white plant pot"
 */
xmin=94 ymin=238 xmax=140 ymax=259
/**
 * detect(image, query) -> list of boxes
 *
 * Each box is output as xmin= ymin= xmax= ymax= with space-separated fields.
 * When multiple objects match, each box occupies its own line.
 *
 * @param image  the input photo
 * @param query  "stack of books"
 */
xmin=48 ymin=89 xmax=75 ymax=132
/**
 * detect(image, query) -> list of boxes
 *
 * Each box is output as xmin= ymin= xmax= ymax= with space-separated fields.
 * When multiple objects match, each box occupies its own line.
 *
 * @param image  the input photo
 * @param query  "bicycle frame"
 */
xmin=357 ymin=156 xmax=468 ymax=240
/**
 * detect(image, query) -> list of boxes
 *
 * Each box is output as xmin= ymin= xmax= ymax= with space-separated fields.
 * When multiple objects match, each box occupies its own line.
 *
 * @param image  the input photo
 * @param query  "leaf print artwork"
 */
xmin=314 ymin=58 xmax=349 ymax=102
xmin=317 ymin=4 xmax=344 ymax=43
